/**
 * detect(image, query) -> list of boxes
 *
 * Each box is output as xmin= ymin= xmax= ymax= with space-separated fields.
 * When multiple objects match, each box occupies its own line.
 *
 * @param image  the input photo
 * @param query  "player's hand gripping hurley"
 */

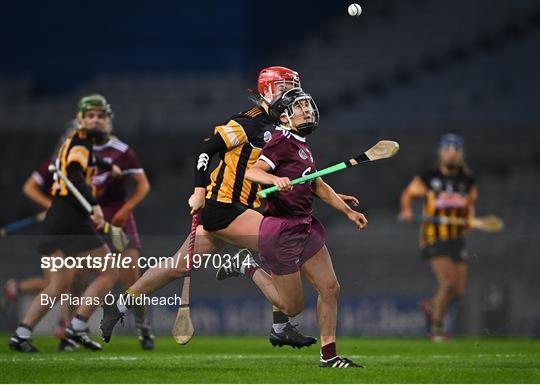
xmin=48 ymin=164 xmax=129 ymax=251
xmin=258 ymin=140 xmax=400 ymax=198
xmin=172 ymin=212 xmax=198 ymax=345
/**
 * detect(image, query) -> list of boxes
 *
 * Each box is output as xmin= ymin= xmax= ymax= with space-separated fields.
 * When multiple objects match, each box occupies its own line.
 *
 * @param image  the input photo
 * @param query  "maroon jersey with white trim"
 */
xmin=32 ymin=158 xmax=55 ymax=197
xmin=259 ymin=128 xmax=316 ymax=217
xmin=91 ymin=137 xmax=144 ymax=205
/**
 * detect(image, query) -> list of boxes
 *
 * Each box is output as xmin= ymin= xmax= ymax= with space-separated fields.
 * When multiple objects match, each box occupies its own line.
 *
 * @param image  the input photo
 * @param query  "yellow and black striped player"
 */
xmin=42 ymin=99 xmax=114 ymax=256
xmin=42 ymin=128 xmax=100 ymax=252
xmin=418 ymin=165 xmax=476 ymax=255
xmin=400 ymin=133 xmax=478 ymax=341
xmin=201 ymin=106 xmax=274 ymax=230
xmin=103 ymin=68 xmax=322 ymax=349
xmin=10 ymin=94 xmax=118 ymax=354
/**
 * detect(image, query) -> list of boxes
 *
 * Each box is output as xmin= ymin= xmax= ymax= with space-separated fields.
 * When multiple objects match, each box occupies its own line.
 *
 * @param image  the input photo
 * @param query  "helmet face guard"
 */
xmin=257 ymin=66 xmax=301 ymax=104
xmin=269 ymin=88 xmax=319 ymax=136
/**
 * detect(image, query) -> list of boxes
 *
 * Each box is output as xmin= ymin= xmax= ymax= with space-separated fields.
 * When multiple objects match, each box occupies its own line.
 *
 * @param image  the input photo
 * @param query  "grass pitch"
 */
xmin=0 ymin=336 xmax=538 ymax=383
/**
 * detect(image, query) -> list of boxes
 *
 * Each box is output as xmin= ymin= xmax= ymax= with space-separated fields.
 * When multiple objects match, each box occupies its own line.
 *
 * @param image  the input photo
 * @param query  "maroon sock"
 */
xmin=321 ymin=342 xmax=337 ymax=361
xmin=243 ymin=265 xmax=259 ymax=279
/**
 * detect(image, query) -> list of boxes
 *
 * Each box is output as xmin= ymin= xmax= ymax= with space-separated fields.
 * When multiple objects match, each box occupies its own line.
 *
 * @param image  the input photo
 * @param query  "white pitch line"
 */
xmin=1 ymin=353 xmax=530 ymax=363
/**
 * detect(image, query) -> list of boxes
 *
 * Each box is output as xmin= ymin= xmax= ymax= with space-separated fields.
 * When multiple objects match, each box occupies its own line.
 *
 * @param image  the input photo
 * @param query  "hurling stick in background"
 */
xmin=172 ymin=212 xmax=198 ymax=345
xmin=0 ymin=211 xmax=46 ymax=237
xmin=258 ymin=140 xmax=400 ymax=198
xmin=48 ymin=164 xmax=129 ymax=251
xmin=415 ymin=214 xmax=504 ymax=233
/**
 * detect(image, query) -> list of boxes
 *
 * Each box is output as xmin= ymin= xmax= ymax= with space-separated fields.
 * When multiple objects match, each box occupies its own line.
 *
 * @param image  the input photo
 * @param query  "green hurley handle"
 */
xmin=258 ymin=140 xmax=400 ymax=198
xmin=258 ymin=162 xmax=349 ymax=198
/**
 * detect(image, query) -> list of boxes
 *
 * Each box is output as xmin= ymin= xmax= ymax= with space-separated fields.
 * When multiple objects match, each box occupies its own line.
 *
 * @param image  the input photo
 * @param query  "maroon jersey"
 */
xmin=91 ymin=137 xmax=144 ymax=206
xmin=259 ymin=128 xmax=316 ymax=217
xmin=31 ymin=158 xmax=55 ymax=197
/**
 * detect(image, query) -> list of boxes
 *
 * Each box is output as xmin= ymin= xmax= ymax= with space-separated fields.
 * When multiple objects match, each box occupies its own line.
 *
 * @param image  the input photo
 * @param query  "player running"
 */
xmin=239 ymin=88 xmax=367 ymax=368
xmin=9 ymin=95 xmax=119 ymax=352
xmin=2 ymin=130 xmax=78 ymax=337
xmin=399 ymin=134 xmax=477 ymax=341
xmin=91 ymin=116 xmax=153 ymax=350
xmin=101 ymin=67 xmax=358 ymax=348
xmin=2 ymin=158 xmax=54 ymax=308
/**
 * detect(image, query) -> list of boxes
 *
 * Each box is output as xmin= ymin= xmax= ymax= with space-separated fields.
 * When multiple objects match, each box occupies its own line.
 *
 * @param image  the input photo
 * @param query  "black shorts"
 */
xmin=201 ymin=199 xmax=249 ymax=232
xmin=38 ymin=198 xmax=105 ymax=256
xmin=421 ymin=237 xmax=468 ymax=262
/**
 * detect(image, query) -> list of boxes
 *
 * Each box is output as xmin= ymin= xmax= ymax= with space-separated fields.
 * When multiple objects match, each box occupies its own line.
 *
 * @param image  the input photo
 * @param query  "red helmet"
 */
xmin=257 ymin=66 xmax=301 ymax=103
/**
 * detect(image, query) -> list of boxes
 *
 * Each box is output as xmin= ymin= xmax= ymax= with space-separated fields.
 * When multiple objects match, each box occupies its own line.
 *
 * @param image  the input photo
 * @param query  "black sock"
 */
xmin=273 ymin=310 xmax=289 ymax=324
xmin=75 ymin=314 xmax=89 ymax=322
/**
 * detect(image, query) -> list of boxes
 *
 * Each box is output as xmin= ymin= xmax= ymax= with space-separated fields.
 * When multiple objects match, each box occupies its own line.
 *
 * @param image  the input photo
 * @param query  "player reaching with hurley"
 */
xmin=100 ymin=67 xmax=358 ymax=348
xmin=400 ymin=134 xmax=477 ymax=341
xmin=9 ymin=95 xmax=119 ymax=352
xmin=241 ymin=88 xmax=368 ymax=368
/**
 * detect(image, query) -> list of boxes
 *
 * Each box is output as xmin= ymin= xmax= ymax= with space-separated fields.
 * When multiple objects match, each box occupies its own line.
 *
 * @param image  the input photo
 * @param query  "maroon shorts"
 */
xmin=258 ymin=215 xmax=326 ymax=275
xmin=101 ymin=203 xmax=141 ymax=250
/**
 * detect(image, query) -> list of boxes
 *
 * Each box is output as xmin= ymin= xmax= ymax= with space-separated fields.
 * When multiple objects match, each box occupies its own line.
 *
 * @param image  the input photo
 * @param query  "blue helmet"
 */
xmin=439 ymin=133 xmax=464 ymax=150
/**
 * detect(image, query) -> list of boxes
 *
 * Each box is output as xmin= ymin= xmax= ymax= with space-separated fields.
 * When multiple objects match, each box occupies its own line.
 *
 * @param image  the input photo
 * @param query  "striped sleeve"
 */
xmin=66 ymin=145 xmax=90 ymax=169
xmin=214 ymin=120 xmax=247 ymax=150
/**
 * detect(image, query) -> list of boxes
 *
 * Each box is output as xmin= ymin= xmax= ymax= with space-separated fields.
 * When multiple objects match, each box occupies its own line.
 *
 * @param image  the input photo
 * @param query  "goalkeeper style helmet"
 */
xmin=269 ymin=88 xmax=319 ymax=136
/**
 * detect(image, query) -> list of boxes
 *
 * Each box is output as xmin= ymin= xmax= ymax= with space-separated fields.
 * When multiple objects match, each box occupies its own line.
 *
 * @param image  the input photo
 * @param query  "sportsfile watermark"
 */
xmin=40 ymin=252 xmax=254 ymax=272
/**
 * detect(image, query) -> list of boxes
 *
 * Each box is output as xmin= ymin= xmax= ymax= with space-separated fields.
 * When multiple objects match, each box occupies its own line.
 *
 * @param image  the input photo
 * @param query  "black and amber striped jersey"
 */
xmin=51 ymin=130 xmax=97 ymax=203
xmin=206 ymin=106 xmax=275 ymax=208
xmin=418 ymin=167 xmax=476 ymax=247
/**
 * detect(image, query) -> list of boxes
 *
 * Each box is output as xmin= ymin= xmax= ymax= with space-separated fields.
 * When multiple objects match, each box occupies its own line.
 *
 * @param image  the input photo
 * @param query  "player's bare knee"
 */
xmin=321 ymin=279 xmax=340 ymax=300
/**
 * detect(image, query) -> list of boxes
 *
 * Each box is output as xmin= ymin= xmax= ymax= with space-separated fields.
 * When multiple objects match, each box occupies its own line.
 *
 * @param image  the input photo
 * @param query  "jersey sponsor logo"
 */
xmin=102 ymin=157 xmax=112 ymax=164
xmin=197 ymin=153 xmax=210 ymax=171
xmin=298 ymin=149 xmax=308 ymax=160
xmin=264 ymin=131 xmax=272 ymax=143
xmin=435 ymin=192 xmax=467 ymax=209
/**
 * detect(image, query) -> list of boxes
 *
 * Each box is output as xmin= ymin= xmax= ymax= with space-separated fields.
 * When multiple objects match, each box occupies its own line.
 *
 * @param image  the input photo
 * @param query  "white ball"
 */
xmin=348 ymin=3 xmax=362 ymax=17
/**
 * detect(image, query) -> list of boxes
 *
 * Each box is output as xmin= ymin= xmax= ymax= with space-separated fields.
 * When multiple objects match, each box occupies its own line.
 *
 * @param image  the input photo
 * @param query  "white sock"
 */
xmin=117 ymin=299 xmax=128 ymax=314
xmin=15 ymin=325 xmax=32 ymax=339
xmin=272 ymin=322 xmax=287 ymax=333
xmin=70 ymin=316 xmax=88 ymax=331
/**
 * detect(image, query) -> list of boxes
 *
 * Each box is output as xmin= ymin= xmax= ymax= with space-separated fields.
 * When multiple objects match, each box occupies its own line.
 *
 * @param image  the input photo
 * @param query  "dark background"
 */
xmin=0 ymin=0 xmax=538 ymax=337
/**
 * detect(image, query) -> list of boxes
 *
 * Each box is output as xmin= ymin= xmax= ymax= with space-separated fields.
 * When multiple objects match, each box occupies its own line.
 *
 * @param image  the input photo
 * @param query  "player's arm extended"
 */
xmin=22 ymin=175 xmax=52 ymax=210
xmin=466 ymin=185 xmax=478 ymax=226
xmin=400 ymin=176 xmax=427 ymax=222
xmin=245 ymin=160 xmax=292 ymax=191
xmin=111 ymin=173 xmax=150 ymax=227
xmin=188 ymin=134 xmax=228 ymax=213
xmin=313 ymin=177 xmax=368 ymax=230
